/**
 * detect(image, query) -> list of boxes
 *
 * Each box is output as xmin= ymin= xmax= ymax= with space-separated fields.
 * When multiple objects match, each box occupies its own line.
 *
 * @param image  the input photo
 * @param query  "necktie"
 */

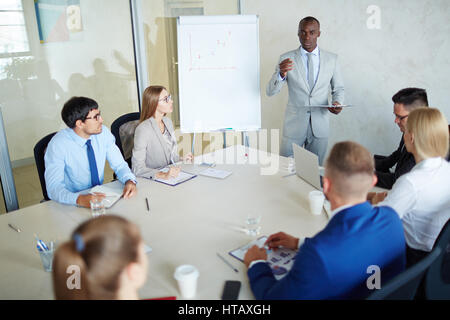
xmin=86 ymin=139 xmax=100 ymax=187
xmin=307 ymin=52 xmax=315 ymax=92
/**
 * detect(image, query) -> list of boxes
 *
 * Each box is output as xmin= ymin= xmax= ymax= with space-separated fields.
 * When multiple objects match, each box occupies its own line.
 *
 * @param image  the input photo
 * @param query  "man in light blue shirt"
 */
xmin=44 ymin=96 xmax=137 ymax=207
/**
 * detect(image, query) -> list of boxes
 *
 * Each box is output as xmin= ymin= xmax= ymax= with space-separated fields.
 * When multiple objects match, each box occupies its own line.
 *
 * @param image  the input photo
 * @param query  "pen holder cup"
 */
xmin=38 ymin=241 xmax=56 ymax=272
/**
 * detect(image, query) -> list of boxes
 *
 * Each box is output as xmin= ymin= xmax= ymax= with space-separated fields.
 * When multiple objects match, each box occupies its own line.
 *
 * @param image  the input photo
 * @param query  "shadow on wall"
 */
xmin=67 ymin=53 xmax=137 ymax=127
xmin=0 ymin=57 xmax=67 ymax=161
xmin=0 ymin=52 xmax=138 ymax=162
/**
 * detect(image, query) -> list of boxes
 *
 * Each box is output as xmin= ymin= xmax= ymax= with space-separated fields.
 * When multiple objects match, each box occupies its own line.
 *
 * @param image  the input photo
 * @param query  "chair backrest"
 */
xmin=447 ymin=125 xmax=450 ymax=161
xmin=425 ymin=218 xmax=450 ymax=299
xmin=110 ymin=112 xmax=140 ymax=167
xmin=366 ymin=247 xmax=441 ymax=300
xmin=33 ymin=132 xmax=57 ymax=201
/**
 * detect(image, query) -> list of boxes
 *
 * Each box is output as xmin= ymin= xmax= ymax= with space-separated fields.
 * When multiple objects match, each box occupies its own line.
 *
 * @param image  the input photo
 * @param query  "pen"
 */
xmin=217 ymin=252 xmax=238 ymax=273
xmin=8 ymin=223 xmax=21 ymax=233
xmin=145 ymin=198 xmax=150 ymax=212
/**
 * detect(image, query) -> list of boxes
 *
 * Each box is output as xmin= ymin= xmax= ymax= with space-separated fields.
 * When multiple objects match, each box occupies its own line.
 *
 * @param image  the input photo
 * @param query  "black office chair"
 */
xmin=424 ymin=218 xmax=450 ymax=299
xmin=366 ymin=247 xmax=441 ymax=300
xmin=33 ymin=132 xmax=57 ymax=201
xmin=110 ymin=112 xmax=140 ymax=168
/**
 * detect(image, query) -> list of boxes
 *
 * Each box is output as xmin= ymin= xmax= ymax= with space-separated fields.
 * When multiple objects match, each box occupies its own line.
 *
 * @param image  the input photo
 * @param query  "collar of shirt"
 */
xmin=66 ymin=128 xmax=90 ymax=147
xmin=329 ymin=203 xmax=356 ymax=220
xmin=413 ymin=157 xmax=444 ymax=171
xmin=300 ymin=45 xmax=320 ymax=58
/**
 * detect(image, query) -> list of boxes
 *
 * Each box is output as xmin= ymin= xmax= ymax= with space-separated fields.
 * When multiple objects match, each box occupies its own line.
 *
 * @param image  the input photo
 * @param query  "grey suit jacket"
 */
xmin=266 ymin=47 xmax=344 ymax=139
xmin=131 ymin=117 xmax=179 ymax=179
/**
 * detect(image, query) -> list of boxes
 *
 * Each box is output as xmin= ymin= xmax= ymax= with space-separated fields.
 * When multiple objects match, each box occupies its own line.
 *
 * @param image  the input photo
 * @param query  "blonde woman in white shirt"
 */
xmin=132 ymin=86 xmax=193 ymax=180
xmin=372 ymin=107 xmax=450 ymax=266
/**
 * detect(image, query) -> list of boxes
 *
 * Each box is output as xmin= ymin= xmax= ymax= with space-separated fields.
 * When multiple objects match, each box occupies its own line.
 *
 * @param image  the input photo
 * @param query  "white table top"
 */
xmin=0 ymin=145 xmax=330 ymax=300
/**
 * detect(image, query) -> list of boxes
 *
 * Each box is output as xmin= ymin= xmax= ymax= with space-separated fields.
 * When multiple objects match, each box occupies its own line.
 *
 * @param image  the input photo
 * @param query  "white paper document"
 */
xmin=199 ymin=168 xmax=232 ymax=179
xmin=307 ymin=104 xmax=352 ymax=108
xmin=229 ymin=236 xmax=297 ymax=280
xmin=90 ymin=182 xmax=123 ymax=208
xmin=154 ymin=168 xmax=197 ymax=186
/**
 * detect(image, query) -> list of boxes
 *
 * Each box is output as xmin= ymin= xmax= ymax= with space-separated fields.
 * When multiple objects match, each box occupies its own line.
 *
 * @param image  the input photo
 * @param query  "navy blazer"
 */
xmin=247 ymin=202 xmax=406 ymax=300
xmin=375 ymin=137 xmax=415 ymax=189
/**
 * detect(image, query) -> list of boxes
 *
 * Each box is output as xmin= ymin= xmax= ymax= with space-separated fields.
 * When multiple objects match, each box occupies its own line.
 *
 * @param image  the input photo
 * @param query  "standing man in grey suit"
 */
xmin=267 ymin=16 xmax=345 ymax=165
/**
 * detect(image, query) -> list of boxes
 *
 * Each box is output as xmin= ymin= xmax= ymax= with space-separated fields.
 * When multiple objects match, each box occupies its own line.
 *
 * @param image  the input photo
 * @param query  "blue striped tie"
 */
xmin=86 ymin=139 xmax=100 ymax=187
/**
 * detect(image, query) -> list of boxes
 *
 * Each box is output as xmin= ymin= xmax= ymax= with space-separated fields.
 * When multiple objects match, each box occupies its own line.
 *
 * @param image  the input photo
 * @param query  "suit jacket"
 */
xmin=266 ymin=47 xmax=344 ymax=139
xmin=247 ymin=202 xmax=406 ymax=300
xmin=375 ymin=136 xmax=415 ymax=189
xmin=131 ymin=117 xmax=179 ymax=179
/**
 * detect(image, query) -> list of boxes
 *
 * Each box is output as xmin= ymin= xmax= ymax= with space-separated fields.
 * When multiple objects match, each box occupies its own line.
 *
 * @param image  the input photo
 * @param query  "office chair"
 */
xmin=33 ymin=132 xmax=57 ymax=201
xmin=366 ymin=247 xmax=441 ymax=300
xmin=110 ymin=112 xmax=140 ymax=169
xmin=424 ymin=218 xmax=450 ymax=299
xmin=446 ymin=125 xmax=450 ymax=161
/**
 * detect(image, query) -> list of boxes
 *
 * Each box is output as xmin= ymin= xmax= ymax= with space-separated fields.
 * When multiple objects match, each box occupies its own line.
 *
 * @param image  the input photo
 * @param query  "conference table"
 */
xmin=0 ymin=145 xmax=331 ymax=300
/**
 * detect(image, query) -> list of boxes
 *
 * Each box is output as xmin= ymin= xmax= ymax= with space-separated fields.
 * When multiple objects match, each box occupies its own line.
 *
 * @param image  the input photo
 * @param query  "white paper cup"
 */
xmin=174 ymin=265 xmax=199 ymax=299
xmin=308 ymin=190 xmax=325 ymax=215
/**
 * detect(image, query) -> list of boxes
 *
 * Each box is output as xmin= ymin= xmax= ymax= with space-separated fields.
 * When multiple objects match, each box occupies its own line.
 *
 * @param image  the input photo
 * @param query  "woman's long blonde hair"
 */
xmin=52 ymin=215 xmax=142 ymax=300
xmin=406 ymin=107 xmax=449 ymax=160
xmin=140 ymin=85 xmax=166 ymax=123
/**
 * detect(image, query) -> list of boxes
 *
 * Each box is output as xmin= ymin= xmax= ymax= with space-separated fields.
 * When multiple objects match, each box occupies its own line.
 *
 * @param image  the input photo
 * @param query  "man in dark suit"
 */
xmin=244 ymin=141 xmax=406 ymax=300
xmin=375 ymin=88 xmax=428 ymax=189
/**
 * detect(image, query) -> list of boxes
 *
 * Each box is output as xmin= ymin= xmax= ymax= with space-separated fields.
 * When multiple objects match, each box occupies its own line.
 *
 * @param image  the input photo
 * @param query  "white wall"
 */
xmin=243 ymin=0 xmax=450 ymax=157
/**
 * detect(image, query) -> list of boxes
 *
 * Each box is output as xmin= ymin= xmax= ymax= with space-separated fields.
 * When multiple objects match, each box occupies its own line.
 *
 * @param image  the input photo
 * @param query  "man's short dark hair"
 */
xmin=61 ymin=96 xmax=99 ymax=128
xmin=392 ymin=88 xmax=428 ymax=111
xmin=299 ymin=16 xmax=320 ymax=29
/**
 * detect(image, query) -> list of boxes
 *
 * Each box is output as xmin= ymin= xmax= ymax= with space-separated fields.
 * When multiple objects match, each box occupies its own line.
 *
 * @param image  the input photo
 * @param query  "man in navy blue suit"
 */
xmin=244 ymin=141 xmax=406 ymax=299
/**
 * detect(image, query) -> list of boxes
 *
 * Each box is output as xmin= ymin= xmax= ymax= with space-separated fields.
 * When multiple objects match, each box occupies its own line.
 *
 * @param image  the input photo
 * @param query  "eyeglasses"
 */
xmin=85 ymin=112 xmax=102 ymax=121
xmin=394 ymin=114 xmax=409 ymax=121
xmin=159 ymin=94 xmax=172 ymax=103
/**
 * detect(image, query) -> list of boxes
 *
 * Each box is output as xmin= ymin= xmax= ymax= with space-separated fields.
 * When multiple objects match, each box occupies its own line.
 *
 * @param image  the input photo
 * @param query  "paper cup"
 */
xmin=308 ymin=190 xmax=325 ymax=215
xmin=174 ymin=265 xmax=199 ymax=299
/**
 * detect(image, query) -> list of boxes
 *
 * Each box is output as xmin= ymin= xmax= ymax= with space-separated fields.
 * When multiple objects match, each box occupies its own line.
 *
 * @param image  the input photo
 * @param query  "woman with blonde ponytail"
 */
xmin=52 ymin=215 xmax=148 ymax=300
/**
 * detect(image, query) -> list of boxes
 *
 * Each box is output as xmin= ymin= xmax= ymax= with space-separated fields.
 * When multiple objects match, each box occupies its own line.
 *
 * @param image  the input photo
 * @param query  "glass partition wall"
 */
xmin=0 ymin=0 xmax=240 ymax=213
xmin=0 ymin=0 xmax=138 ymax=212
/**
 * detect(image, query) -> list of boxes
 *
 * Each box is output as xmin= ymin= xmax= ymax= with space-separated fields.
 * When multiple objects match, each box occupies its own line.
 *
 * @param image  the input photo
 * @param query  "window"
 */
xmin=0 ymin=0 xmax=30 ymax=58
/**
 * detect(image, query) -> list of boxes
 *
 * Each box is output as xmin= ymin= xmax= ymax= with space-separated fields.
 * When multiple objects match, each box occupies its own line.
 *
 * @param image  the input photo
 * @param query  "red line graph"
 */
xmin=188 ymin=32 xmax=237 ymax=72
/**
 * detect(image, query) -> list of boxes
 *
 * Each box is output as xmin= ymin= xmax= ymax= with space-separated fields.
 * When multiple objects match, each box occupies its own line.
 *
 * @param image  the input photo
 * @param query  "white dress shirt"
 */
xmin=278 ymin=46 xmax=320 ymax=84
xmin=379 ymin=157 xmax=450 ymax=252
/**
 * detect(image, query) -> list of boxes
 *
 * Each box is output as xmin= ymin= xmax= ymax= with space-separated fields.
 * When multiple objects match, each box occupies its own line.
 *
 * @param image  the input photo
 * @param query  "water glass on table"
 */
xmin=90 ymin=198 xmax=105 ymax=218
xmin=246 ymin=213 xmax=261 ymax=237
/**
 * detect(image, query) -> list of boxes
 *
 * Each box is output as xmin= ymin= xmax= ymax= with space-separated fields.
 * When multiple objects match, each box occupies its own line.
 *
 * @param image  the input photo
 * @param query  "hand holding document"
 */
xmin=90 ymin=182 xmax=124 ymax=208
xmin=154 ymin=167 xmax=196 ymax=186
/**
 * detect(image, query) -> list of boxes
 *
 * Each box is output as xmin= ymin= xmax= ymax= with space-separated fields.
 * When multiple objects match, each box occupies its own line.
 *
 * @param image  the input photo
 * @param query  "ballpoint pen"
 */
xmin=145 ymin=197 xmax=150 ymax=212
xmin=217 ymin=252 xmax=239 ymax=273
xmin=34 ymin=234 xmax=49 ymax=251
xmin=8 ymin=223 xmax=21 ymax=233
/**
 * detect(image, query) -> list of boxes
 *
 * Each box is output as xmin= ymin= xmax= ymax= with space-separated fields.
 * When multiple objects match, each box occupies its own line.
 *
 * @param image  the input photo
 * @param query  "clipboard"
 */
xmin=228 ymin=236 xmax=297 ymax=280
xmin=154 ymin=170 xmax=197 ymax=186
xmin=307 ymin=104 xmax=352 ymax=108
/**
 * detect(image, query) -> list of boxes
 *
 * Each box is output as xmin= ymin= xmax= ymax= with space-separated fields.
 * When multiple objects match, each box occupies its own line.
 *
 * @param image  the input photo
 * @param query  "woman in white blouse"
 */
xmin=132 ymin=86 xmax=192 ymax=180
xmin=371 ymin=107 xmax=450 ymax=266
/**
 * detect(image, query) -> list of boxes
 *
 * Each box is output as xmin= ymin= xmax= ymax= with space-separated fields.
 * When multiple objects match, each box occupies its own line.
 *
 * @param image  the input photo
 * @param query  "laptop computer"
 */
xmin=292 ymin=143 xmax=323 ymax=190
xmin=292 ymin=143 xmax=333 ymax=218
